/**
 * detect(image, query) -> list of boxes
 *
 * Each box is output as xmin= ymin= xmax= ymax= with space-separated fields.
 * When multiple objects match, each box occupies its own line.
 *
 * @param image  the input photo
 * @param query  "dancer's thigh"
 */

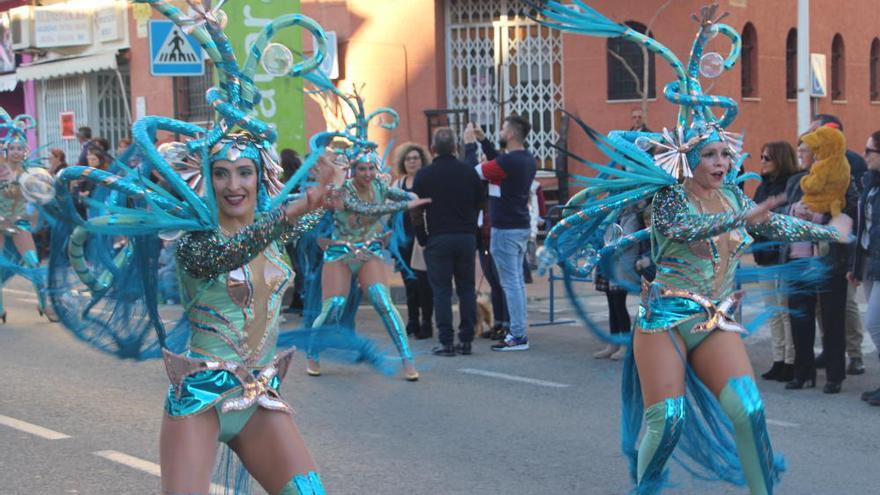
xmin=357 ymin=257 xmax=387 ymax=287
xmin=321 ymin=260 xmax=352 ymax=298
xmin=11 ymin=230 xmax=36 ymax=254
xmin=159 ymin=410 xmax=220 ymax=494
xmin=229 ymin=409 xmax=317 ymax=495
xmin=633 ymin=329 xmax=687 ymax=405
xmin=689 ymin=330 xmax=755 ymax=396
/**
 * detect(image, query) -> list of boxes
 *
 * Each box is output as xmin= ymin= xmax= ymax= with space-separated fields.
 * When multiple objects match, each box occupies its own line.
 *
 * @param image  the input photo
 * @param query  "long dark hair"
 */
xmin=761 ymin=141 xmax=798 ymax=179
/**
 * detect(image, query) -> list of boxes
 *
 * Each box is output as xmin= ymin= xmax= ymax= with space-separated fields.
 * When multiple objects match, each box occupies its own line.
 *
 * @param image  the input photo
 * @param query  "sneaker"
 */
xmin=491 ymin=335 xmax=529 ymax=352
xmin=847 ymin=357 xmax=865 ymax=375
xmin=861 ymin=385 xmax=880 ymax=401
xmin=609 ymin=346 xmax=627 ymax=361
xmin=593 ymin=344 xmax=619 ymax=359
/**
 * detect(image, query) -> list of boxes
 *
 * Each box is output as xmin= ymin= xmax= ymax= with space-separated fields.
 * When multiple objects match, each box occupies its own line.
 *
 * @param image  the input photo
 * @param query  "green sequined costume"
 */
xmin=311 ymin=177 xmax=415 ymax=362
xmin=165 ymin=207 xmax=323 ymax=441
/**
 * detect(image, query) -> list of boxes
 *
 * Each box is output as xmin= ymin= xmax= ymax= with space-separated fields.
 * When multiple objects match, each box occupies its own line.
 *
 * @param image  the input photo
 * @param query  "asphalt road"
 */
xmin=1 ymin=278 xmax=877 ymax=494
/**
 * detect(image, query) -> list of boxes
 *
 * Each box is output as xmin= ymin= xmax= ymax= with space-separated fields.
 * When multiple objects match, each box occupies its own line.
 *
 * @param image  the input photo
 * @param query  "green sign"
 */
xmin=223 ymin=0 xmax=306 ymax=154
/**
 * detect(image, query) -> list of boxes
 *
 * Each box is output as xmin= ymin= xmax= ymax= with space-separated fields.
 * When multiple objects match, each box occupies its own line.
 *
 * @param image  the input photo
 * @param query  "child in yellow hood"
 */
xmin=800 ymin=125 xmax=851 ymax=216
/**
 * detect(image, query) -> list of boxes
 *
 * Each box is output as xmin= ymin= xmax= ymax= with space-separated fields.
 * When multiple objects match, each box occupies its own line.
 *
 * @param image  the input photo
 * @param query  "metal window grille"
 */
xmin=94 ymin=67 xmax=131 ymax=151
xmin=831 ymin=34 xmax=845 ymax=100
xmin=174 ymin=62 xmax=214 ymax=126
xmin=446 ymin=0 xmax=564 ymax=169
xmin=607 ymin=22 xmax=656 ymax=101
xmin=37 ymin=75 xmax=89 ymax=161
xmin=871 ymin=39 xmax=880 ymax=102
xmin=741 ymin=23 xmax=757 ymax=97
xmin=785 ymin=29 xmax=797 ymax=100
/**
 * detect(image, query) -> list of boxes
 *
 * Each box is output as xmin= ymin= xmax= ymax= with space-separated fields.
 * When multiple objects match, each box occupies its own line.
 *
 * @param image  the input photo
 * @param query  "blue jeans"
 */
xmin=490 ymin=228 xmax=530 ymax=338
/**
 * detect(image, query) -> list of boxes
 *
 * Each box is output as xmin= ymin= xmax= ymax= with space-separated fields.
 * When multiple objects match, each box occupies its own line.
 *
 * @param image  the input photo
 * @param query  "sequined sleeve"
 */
xmin=342 ymin=183 xmax=410 ymax=216
xmin=177 ymin=207 xmax=309 ymax=279
xmin=729 ymin=186 xmax=840 ymax=242
xmin=384 ymin=181 xmax=414 ymax=202
xmin=652 ymin=185 xmax=747 ymax=243
xmin=279 ymin=209 xmax=326 ymax=244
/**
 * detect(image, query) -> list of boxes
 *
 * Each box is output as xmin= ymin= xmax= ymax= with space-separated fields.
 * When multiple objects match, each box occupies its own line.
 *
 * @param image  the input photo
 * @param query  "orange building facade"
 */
xmin=294 ymin=0 xmax=880 ymax=199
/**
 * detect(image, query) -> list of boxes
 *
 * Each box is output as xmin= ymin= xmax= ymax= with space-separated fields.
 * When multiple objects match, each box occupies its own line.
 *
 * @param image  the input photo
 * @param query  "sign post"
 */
xmin=149 ymin=20 xmax=204 ymax=77
xmin=60 ymin=112 xmax=75 ymax=140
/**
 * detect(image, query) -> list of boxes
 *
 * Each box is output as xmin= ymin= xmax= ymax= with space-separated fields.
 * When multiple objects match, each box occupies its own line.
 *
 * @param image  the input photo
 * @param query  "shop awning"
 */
xmin=15 ymin=52 xmax=118 ymax=82
xmin=0 ymin=73 xmax=17 ymax=92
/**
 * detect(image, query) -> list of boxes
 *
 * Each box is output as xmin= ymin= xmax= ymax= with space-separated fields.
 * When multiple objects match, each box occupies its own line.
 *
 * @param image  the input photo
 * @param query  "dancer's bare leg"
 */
xmin=159 ymin=410 xmax=220 ymax=494
xmin=229 ymin=409 xmax=318 ymax=494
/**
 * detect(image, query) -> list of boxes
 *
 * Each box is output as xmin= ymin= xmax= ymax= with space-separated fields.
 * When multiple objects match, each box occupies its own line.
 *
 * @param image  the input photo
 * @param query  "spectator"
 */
xmin=523 ymin=179 xmax=546 ymax=283
xmin=76 ymin=126 xmax=92 ymax=166
xmin=86 ymin=146 xmax=110 ymax=171
xmin=850 ymin=130 xmax=880 ymax=405
xmin=783 ymin=133 xmax=857 ymax=394
xmin=629 ymin=107 xmax=650 ymax=132
xmin=465 ymin=137 xmax=510 ymax=341
xmin=116 ymin=137 xmax=132 ymax=158
xmin=393 ymin=142 xmax=434 ymax=339
xmin=48 ymin=148 xmax=67 ymax=175
xmin=475 ymin=115 xmax=537 ymax=352
xmin=809 ymin=114 xmax=867 ymax=375
xmin=411 ymin=127 xmax=483 ymax=356
xmin=593 ymin=203 xmax=644 ymax=360
xmin=753 ymin=141 xmax=799 ymax=382
xmin=279 ymin=148 xmax=306 ymax=316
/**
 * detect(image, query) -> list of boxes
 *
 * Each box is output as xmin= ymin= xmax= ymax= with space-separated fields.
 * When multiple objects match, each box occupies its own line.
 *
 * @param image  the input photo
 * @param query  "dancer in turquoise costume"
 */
xmin=0 ymin=110 xmax=57 ymax=323
xmin=300 ymin=83 xmax=430 ymax=381
xmin=535 ymin=2 xmax=853 ymax=494
xmin=43 ymin=1 xmax=396 ymax=493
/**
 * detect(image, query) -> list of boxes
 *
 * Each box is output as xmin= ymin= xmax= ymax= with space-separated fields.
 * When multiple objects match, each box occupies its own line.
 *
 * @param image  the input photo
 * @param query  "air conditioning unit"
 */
xmin=10 ymin=6 xmax=35 ymax=51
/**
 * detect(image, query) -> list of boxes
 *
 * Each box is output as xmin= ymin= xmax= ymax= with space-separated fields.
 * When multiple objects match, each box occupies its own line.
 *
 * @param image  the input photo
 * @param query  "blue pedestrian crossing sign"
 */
xmin=149 ymin=20 xmax=204 ymax=77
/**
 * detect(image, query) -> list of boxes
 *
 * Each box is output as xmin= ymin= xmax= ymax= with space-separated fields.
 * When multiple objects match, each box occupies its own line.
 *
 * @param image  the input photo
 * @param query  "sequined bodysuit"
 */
xmin=165 ymin=207 xmax=322 ymax=439
xmin=322 ymin=178 xmax=411 ymax=269
xmin=0 ymin=166 xmax=29 ymax=235
xmin=637 ymin=183 xmax=839 ymax=346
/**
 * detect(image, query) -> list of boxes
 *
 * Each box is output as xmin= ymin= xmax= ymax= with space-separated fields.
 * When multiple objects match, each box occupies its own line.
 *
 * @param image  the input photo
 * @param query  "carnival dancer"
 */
xmin=305 ymin=149 xmax=429 ymax=381
xmin=44 ymin=2 xmax=394 ymax=493
xmin=536 ymin=3 xmax=852 ymax=494
xmin=0 ymin=111 xmax=57 ymax=322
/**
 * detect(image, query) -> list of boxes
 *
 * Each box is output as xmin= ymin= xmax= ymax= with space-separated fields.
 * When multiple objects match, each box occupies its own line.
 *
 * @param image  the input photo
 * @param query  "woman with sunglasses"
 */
xmin=752 ymin=142 xmax=800 ymax=382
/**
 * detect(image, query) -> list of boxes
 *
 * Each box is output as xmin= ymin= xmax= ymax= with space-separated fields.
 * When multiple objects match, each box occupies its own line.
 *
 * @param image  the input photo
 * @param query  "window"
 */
xmin=871 ymin=38 xmax=880 ymax=101
xmin=831 ymin=34 xmax=845 ymax=100
xmin=174 ymin=62 xmax=215 ymax=125
xmin=785 ymin=29 xmax=797 ymax=99
xmin=607 ymin=21 xmax=656 ymax=100
xmin=741 ymin=22 xmax=758 ymax=97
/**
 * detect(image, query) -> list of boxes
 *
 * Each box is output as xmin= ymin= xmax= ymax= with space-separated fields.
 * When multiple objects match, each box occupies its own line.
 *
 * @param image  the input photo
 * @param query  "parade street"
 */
xmin=1 ymin=278 xmax=876 ymax=495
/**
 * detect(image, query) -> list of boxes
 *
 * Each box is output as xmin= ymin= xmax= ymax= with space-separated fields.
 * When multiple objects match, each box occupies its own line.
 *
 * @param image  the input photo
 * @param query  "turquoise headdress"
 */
xmin=303 ymin=69 xmax=400 ymax=171
xmin=52 ymin=0 xmax=331 ymax=235
xmin=44 ymin=0 xmax=333 ymax=359
xmin=0 ymin=109 xmax=36 ymax=151
xmin=534 ymin=2 xmax=749 ymax=280
xmin=538 ymin=2 xmax=744 ymax=180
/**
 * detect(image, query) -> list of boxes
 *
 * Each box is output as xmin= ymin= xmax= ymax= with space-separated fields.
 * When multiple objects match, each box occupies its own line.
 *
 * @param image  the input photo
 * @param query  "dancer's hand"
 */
xmin=407 ymin=197 xmax=431 ymax=210
xmin=745 ymin=194 xmax=785 ymax=225
xmin=847 ymin=271 xmax=861 ymax=288
xmin=828 ymin=213 xmax=853 ymax=243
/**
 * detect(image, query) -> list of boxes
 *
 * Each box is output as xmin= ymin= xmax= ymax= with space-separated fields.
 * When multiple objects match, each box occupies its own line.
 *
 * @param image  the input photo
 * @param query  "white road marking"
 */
xmin=0 ymin=414 xmax=71 ymax=440
xmin=93 ymin=450 xmax=225 ymax=491
xmin=458 ymin=368 xmax=571 ymax=388
xmin=766 ymin=418 xmax=800 ymax=428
